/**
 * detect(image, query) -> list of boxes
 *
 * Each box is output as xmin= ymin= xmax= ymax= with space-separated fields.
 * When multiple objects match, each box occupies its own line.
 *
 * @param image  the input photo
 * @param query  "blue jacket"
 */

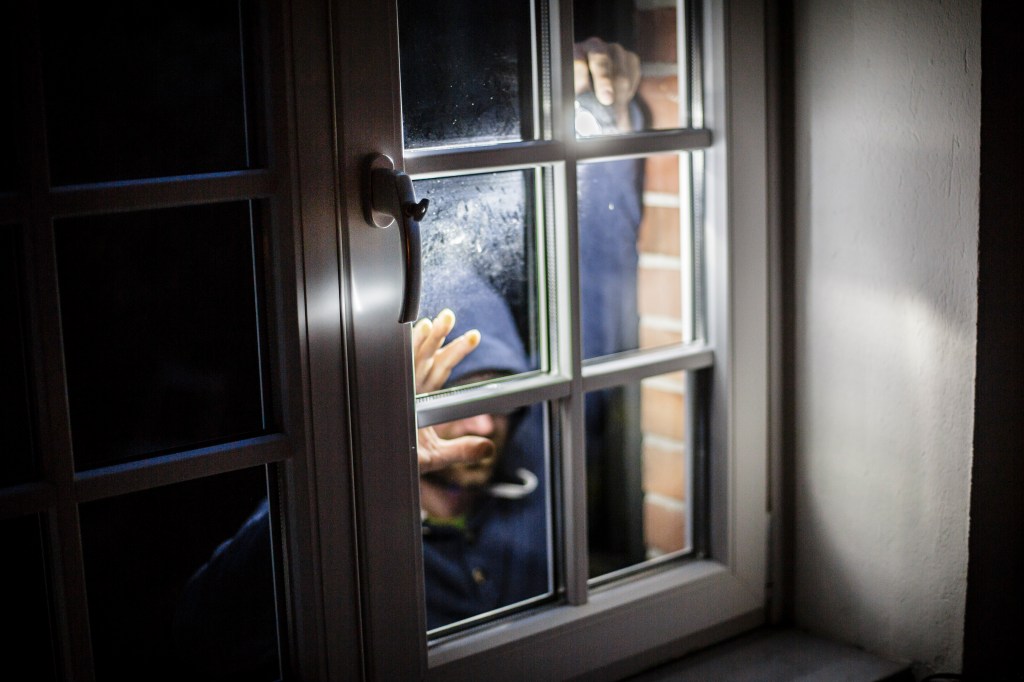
xmin=422 ymin=403 xmax=548 ymax=630
xmin=576 ymin=92 xmax=645 ymax=361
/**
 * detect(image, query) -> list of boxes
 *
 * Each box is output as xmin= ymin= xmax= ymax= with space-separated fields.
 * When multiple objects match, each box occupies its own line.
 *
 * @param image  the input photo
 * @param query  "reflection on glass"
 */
xmin=3 ymin=515 xmax=57 ymax=681
xmin=573 ymin=0 xmax=685 ymax=135
xmin=80 ymin=466 xmax=279 ymax=681
xmin=421 ymin=402 xmax=551 ymax=632
xmin=580 ymin=153 xmax=692 ymax=359
xmin=586 ymin=371 xmax=691 ymax=579
xmin=398 ymin=0 xmax=533 ymax=149
xmin=414 ymin=171 xmax=541 ymax=377
xmin=1 ymin=225 xmax=34 ymax=486
xmin=56 ymin=202 xmax=268 ymax=470
xmin=40 ymin=1 xmax=265 ymax=185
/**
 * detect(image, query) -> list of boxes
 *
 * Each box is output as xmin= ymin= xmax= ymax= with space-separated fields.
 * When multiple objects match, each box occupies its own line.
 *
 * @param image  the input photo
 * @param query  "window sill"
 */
xmin=626 ymin=626 xmax=913 ymax=682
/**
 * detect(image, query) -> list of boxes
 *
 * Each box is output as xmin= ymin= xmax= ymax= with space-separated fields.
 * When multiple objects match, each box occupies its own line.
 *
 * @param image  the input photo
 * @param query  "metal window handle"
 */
xmin=365 ymin=154 xmax=428 ymax=324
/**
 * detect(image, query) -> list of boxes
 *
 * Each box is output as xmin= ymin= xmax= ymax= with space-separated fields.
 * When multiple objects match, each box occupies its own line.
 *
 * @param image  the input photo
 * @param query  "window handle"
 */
xmin=366 ymin=154 xmax=428 ymax=323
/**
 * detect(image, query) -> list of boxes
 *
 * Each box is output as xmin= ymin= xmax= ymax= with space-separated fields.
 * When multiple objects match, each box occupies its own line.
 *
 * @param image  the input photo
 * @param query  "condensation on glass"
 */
xmin=3 ymin=514 xmax=58 ymax=681
xmin=39 ymin=0 xmax=266 ymax=185
xmin=586 ymin=370 xmax=693 ymax=579
xmin=397 ymin=0 xmax=535 ymax=149
xmin=573 ymin=0 xmax=689 ymax=136
xmin=421 ymin=402 xmax=552 ymax=633
xmin=1 ymin=225 xmax=35 ymax=486
xmin=55 ymin=201 xmax=270 ymax=470
xmin=579 ymin=153 xmax=695 ymax=360
xmin=414 ymin=170 xmax=543 ymax=379
xmin=79 ymin=466 xmax=280 ymax=681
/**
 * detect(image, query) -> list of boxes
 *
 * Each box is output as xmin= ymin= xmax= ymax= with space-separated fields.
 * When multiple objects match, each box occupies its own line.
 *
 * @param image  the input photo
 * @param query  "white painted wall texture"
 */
xmin=791 ymin=0 xmax=979 ymax=673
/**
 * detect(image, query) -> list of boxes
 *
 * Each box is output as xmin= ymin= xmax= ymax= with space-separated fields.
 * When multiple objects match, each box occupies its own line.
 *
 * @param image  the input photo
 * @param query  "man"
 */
xmin=173 ymin=35 xmax=644 ymax=670
xmin=413 ymin=271 xmax=548 ymax=630
xmin=172 ymin=282 xmax=545 ymax=672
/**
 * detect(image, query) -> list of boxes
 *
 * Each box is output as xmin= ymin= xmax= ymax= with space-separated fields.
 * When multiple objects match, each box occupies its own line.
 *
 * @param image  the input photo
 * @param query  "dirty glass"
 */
xmin=40 ymin=0 xmax=265 ymax=185
xmin=3 ymin=515 xmax=57 ymax=681
xmin=420 ymin=402 xmax=551 ymax=632
xmin=573 ymin=0 xmax=688 ymax=136
xmin=414 ymin=170 xmax=542 ymax=378
xmin=80 ymin=466 xmax=280 ymax=681
xmin=586 ymin=371 xmax=693 ymax=579
xmin=55 ymin=201 xmax=269 ymax=470
xmin=579 ymin=153 xmax=693 ymax=360
xmin=1 ymin=225 xmax=34 ymax=486
xmin=397 ymin=0 xmax=534 ymax=149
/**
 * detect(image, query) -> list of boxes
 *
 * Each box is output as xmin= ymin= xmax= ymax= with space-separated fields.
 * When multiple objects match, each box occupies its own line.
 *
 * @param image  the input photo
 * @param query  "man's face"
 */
xmin=431 ymin=412 xmax=511 ymax=489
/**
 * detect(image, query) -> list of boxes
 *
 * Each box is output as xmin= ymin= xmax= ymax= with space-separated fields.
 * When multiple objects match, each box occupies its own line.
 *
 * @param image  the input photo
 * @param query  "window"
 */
xmin=339 ymin=0 xmax=770 ymax=676
xmin=1 ymin=2 xmax=327 ymax=678
xmin=1 ymin=0 xmax=769 ymax=678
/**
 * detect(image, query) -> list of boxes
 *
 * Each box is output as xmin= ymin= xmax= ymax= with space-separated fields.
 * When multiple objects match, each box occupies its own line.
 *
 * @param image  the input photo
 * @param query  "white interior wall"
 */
xmin=790 ymin=0 xmax=980 ymax=673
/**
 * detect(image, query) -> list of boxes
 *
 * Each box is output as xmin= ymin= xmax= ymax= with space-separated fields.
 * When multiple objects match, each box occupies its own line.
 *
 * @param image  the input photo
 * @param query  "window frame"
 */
xmin=331 ymin=0 xmax=772 ymax=678
xmin=1 ymin=0 xmax=770 ymax=676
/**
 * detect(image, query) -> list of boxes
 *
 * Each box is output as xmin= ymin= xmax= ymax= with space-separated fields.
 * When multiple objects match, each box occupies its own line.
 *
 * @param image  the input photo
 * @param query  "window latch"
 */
xmin=365 ymin=154 xmax=428 ymax=324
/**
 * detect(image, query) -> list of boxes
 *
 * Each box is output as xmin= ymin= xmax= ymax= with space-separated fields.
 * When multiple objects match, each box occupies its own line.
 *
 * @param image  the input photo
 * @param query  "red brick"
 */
xmin=635 ymin=8 xmax=678 ymax=64
xmin=639 ymin=76 xmax=680 ymax=129
xmin=638 ymin=265 xmax=682 ymax=319
xmin=644 ymin=154 xmax=679 ymax=194
xmin=643 ymin=440 xmax=686 ymax=500
xmin=639 ymin=325 xmax=683 ymax=349
xmin=644 ymin=497 xmax=686 ymax=554
xmin=638 ymin=205 xmax=681 ymax=257
xmin=640 ymin=383 xmax=686 ymax=441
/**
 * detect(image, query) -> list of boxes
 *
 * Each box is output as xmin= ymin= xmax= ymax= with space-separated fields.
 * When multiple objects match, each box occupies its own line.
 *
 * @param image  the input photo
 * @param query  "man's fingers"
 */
xmin=574 ymin=36 xmax=608 ymax=96
xmin=422 ymin=329 xmax=480 ymax=391
xmin=587 ymin=48 xmax=616 ymax=106
xmin=413 ymin=309 xmax=457 ymax=393
xmin=574 ymin=56 xmax=592 ymax=95
xmin=417 ymin=427 xmax=495 ymax=474
xmin=573 ymin=36 xmax=641 ymax=112
xmin=412 ymin=316 xmax=433 ymax=356
xmin=611 ymin=44 xmax=641 ymax=104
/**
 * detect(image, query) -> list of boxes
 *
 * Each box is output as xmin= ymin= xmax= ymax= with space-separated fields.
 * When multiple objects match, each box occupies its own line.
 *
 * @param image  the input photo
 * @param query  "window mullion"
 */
xmin=405 ymin=141 xmax=567 ymax=176
xmin=416 ymin=373 xmax=572 ymax=428
xmin=546 ymin=0 xmax=590 ymax=609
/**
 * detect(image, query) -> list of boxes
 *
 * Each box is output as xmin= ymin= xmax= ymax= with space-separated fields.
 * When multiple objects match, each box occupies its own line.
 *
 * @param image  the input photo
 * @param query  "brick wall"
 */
xmin=634 ymin=0 xmax=689 ymax=557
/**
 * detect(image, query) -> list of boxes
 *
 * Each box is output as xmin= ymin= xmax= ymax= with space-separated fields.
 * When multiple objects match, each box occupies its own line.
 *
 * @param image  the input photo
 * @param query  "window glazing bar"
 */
xmin=405 ymin=140 xmax=567 ymax=177
xmin=581 ymin=344 xmax=714 ymax=393
xmin=72 ymin=433 xmax=290 ymax=503
xmin=47 ymin=169 xmax=277 ymax=217
xmin=415 ymin=372 xmax=571 ymax=428
xmin=0 ymin=482 xmax=56 ymax=520
xmin=575 ymin=128 xmax=712 ymax=162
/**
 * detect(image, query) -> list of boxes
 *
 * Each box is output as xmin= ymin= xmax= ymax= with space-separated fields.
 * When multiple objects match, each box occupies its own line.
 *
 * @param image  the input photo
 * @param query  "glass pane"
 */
xmin=580 ymin=153 xmax=693 ymax=359
xmin=80 ymin=466 xmax=281 ymax=680
xmin=587 ymin=371 xmax=692 ymax=579
xmin=422 ymin=402 xmax=551 ymax=632
xmin=55 ymin=201 xmax=269 ymax=470
xmin=415 ymin=171 xmax=542 ymax=380
xmin=1 ymin=225 xmax=34 ymax=486
xmin=2 ymin=514 xmax=58 ymax=681
xmin=40 ymin=1 xmax=265 ymax=185
xmin=573 ymin=0 xmax=686 ymax=136
xmin=398 ymin=0 xmax=534 ymax=149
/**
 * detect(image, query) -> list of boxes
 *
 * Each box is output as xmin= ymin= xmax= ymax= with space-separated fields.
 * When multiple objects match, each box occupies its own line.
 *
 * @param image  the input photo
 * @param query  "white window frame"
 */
xmin=325 ymin=0 xmax=770 ymax=678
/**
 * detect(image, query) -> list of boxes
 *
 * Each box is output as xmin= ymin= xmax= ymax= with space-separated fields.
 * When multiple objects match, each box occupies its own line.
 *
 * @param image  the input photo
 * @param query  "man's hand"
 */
xmin=412 ymin=308 xmax=480 ymax=394
xmin=574 ymin=36 xmax=641 ymax=132
xmin=412 ymin=309 xmax=491 ymax=474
